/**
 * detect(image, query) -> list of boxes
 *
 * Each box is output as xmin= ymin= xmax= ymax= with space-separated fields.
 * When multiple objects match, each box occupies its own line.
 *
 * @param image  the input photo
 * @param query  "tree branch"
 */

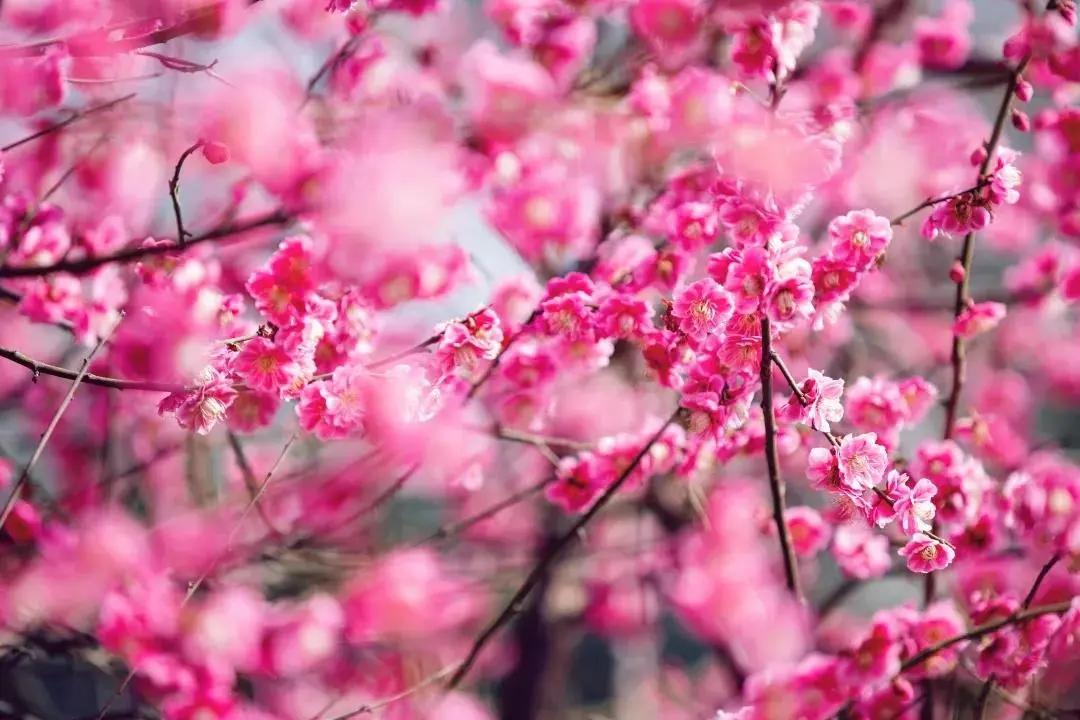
xmin=0 ymin=209 xmax=293 ymax=279
xmin=0 ymin=315 xmax=122 ymax=533
xmin=445 ymin=409 xmax=679 ymax=689
xmin=760 ymin=317 xmax=803 ymax=602
xmin=0 ymin=94 xmax=136 ymax=153
xmin=943 ymin=54 xmax=1030 ymax=441
xmin=0 ymin=347 xmax=186 ymax=392
xmin=168 ymin=141 xmax=205 ymax=244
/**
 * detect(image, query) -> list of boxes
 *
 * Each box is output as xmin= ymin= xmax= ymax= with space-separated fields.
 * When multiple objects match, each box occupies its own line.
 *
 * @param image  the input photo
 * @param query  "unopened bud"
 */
xmin=1014 ymin=78 xmax=1034 ymax=102
xmin=201 ymin=141 xmax=230 ymax=165
xmin=949 ymin=262 xmax=966 ymax=283
xmin=1011 ymin=108 xmax=1031 ymax=132
xmin=970 ymin=146 xmax=988 ymax=167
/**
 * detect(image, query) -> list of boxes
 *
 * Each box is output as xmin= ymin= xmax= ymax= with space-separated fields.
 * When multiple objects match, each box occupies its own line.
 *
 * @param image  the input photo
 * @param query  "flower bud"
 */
xmin=201 ymin=141 xmax=230 ymax=165
xmin=1011 ymin=108 xmax=1031 ymax=132
xmin=970 ymin=146 xmax=988 ymax=167
xmin=949 ymin=261 xmax=966 ymax=283
xmin=1014 ymin=78 xmax=1034 ymax=102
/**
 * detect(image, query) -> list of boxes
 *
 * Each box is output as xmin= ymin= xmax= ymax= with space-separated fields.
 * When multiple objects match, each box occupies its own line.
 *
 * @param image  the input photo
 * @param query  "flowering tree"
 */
xmin=1 ymin=0 xmax=1080 ymax=718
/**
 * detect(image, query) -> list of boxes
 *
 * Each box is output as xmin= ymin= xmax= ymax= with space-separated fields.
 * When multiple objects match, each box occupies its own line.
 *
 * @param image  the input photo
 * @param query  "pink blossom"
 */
xmin=898 ymin=533 xmax=955 ymax=573
xmin=827 ymin=209 xmax=893 ymax=271
xmin=158 ymin=368 xmax=238 ymax=435
xmin=541 ymin=291 xmax=595 ymax=341
xmin=629 ymin=0 xmax=705 ymax=57
xmin=765 ymin=272 xmax=815 ymax=328
xmin=721 ymin=246 xmax=776 ymax=314
xmin=832 ymin=524 xmax=892 ymax=579
xmin=233 ymin=338 xmax=303 ymax=395
xmin=780 ymin=369 xmax=844 ymax=432
xmin=784 ymin=506 xmax=831 ymax=557
xmin=953 ymin=301 xmax=1006 ymax=339
xmin=837 ymin=433 xmax=889 ymax=490
xmin=672 ymin=279 xmax=733 ymax=339
xmin=892 ymin=477 xmax=938 ymax=535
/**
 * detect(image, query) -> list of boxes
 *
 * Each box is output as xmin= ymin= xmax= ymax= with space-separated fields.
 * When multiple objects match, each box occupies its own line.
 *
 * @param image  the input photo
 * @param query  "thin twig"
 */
xmin=0 ymin=209 xmax=292 ymax=279
xmin=417 ymin=477 xmax=554 ymax=546
xmin=942 ymin=53 xmax=1030 ymax=441
xmin=760 ymin=318 xmax=803 ymax=602
xmin=973 ymin=553 xmax=1061 ymax=719
xmin=0 ymin=94 xmax=136 ymax=153
xmin=889 ymin=181 xmax=991 ymax=227
xmin=94 ymin=430 xmax=299 ymax=720
xmin=225 ymin=429 xmax=285 ymax=538
xmin=325 ymin=664 xmax=460 ymax=720
xmin=0 ymin=347 xmax=186 ymax=392
xmin=168 ymin=141 xmax=205 ymax=243
xmin=445 ymin=409 xmax=678 ymax=689
xmin=0 ymin=314 xmax=123 ymax=534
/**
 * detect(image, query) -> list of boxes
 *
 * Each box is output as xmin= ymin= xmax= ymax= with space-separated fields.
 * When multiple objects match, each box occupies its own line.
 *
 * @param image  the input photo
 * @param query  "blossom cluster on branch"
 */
xmin=0 ymin=0 xmax=1079 ymax=719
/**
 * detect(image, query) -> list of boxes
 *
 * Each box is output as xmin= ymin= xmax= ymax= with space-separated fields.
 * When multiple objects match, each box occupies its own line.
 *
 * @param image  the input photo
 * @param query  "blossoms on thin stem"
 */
xmin=899 ymin=533 xmax=956 ymax=573
xmin=778 ymin=369 xmax=844 ymax=432
xmin=921 ymin=148 xmax=1023 ymax=240
xmin=837 ymin=433 xmax=888 ymax=491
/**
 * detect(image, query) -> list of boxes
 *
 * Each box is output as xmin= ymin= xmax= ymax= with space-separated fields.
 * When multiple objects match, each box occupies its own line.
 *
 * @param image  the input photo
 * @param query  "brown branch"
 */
xmin=0 ymin=347 xmax=186 ymax=392
xmin=324 ymin=664 xmax=460 ymax=720
xmin=889 ymin=181 xmax=991 ymax=227
xmin=302 ymin=33 xmax=365 ymax=108
xmin=943 ymin=53 xmax=1031 ymax=441
xmin=0 ymin=2 xmax=259 ymax=59
xmin=417 ymin=477 xmax=553 ymax=545
xmin=760 ymin=318 xmax=803 ymax=602
xmin=445 ymin=409 xmax=679 ymax=689
xmin=168 ymin=141 xmax=205 ymax=243
xmin=0 ymin=94 xmax=136 ymax=153
xmin=94 ymin=430 xmax=299 ymax=720
xmin=0 ymin=208 xmax=293 ymax=279
xmin=973 ymin=553 xmax=1062 ymax=719
xmin=899 ymin=601 xmax=1071 ymax=674
xmin=0 ymin=315 xmax=122 ymax=533
xmin=225 ymin=429 xmax=285 ymax=538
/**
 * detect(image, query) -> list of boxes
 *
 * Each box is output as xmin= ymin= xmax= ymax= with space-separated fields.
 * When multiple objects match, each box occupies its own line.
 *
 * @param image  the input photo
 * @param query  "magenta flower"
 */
xmin=953 ymin=301 xmax=1006 ymax=339
xmin=827 ymin=209 xmax=893 ymax=272
xmin=898 ymin=533 xmax=955 ymax=573
xmin=672 ymin=278 xmax=733 ymax=339
xmin=784 ymin=506 xmax=831 ymax=557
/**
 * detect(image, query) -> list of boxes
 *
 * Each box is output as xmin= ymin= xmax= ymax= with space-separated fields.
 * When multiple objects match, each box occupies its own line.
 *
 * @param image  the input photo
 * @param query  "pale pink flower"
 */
xmin=827 ymin=209 xmax=893 ymax=271
xmin=893 ymin=477 xmax=939 ymax=535
xmin=837 ymin=433 xmax=888 ymax=490
xmin=898 ymin=533 xmax=955 ymax=573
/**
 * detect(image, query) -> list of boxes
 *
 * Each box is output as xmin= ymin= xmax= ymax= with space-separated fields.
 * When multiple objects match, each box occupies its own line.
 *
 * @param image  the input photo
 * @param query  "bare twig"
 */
xmin=0 ymin=94 xmax=136 ymax=153
xmin=0 ymin=347 xmax=186 ymax=392
xmin=225 ymin=430 xmax=285 ymax=538
xmin=325 ymin=664 xmax=460 ymax=720
xmin=973 ymin=553 xmax=1062 ymax=719
xmin=760 ymin=317 xmax=803 ymax=602
xmin=445 ymin=410 xmax=678 ymax=689
xmin=0 ymin=315 xmax=123 ymax=534
xmin=168 ymin=141 xmax=205 ymax=243
xmin=0 ymin=209 xmax=292 ymax=279
xmin=418 ymin=477 xmax=554 ymax=546
xmin=943 ymin=54 xmax=1031 ymax=441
